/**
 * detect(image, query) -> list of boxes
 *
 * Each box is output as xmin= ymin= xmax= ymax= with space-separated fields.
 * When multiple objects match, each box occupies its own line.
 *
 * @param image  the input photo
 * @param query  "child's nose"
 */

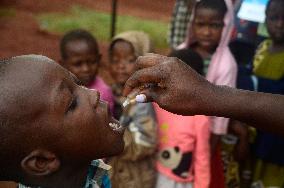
xmin=275 ymin=19 xmax=284 ymax=28
xmin=82 ymin=63 xmax=91 ymax=72
xmin=89 ymin=88 xmax=100 ymax=108
xmin=117 ymin=60 xmax=128 ymax=69
xmin=202 ymin=26 xmax=211 ymax=36
xmin=89 ymin=89 xmax=110 ymax=113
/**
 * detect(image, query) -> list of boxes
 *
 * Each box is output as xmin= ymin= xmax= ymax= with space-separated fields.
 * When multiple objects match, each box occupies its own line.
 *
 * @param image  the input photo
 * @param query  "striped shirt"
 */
xmin=18 ymin=160 xmax=111 ymax=188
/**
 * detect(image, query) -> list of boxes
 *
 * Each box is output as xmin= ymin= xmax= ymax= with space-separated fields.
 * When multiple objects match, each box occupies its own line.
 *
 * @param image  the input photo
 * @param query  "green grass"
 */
xmin=0 ymin=8 xmax=16 ymax=18
xmin=37 ymin=6 xmax=169 ymax=49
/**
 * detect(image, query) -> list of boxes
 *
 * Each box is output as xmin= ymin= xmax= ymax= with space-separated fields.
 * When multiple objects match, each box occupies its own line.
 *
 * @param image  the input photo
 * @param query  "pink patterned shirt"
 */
xmin=88 ymin=76 xmax=114 ymax=113
xmin=154 ymin=104 xmax=210 ymax=188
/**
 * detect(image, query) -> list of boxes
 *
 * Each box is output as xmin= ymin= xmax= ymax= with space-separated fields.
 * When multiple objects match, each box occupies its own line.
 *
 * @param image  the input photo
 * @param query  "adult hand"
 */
xmin=123 ymin=54 xmax=284 ymax=135
xmin=123 ymin=53 xmax=214 ymax=115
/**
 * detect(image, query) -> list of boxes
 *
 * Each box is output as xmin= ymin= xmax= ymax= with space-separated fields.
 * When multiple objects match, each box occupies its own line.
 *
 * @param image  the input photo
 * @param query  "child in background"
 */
xmin=155 ymin=48 xmax=210 ymax=188
xmin=220 ymin=120 xmax=249 ymax=188
xmin=179 ymin=0 xmax=238 ymax=187
xmin=168 ymin=48 xmax=204 ymax=75
xmin=185 ymin=0 xmax=237 ymax=142
xmin=168 ymin=0 xmax=195 ymax=49
xmin=0 ymin=55 xmax=125 ymax=188
xmin=59 ymin=29 xmax=114 ymax=112
xmin=251 ymin=0 xmax=284 ymax=187
xmin=107 ymin=31 xmax=157 ymax=188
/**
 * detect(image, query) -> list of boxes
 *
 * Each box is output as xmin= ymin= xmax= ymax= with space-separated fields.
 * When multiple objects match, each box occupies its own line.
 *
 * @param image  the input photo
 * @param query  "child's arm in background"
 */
xmin=210 ymin=51 xmax=238 ymax=154
xmin=119 ymin=103 xmax=157 ymax=161
xmin=210 ymin=50 xmax=238 ymax=137
xmin=194 ymin=116 xmax=211 ymax=188
xmin=229 ymin=120 xmax=249 ymax=161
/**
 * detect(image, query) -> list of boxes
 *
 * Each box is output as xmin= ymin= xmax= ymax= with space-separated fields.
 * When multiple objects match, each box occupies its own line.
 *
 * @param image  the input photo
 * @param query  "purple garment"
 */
xmin=87 ymin=76 xmax=114 ymax=113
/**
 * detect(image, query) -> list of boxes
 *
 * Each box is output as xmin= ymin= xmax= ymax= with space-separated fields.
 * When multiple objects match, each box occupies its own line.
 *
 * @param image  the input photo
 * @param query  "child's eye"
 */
xmin=87 ymin=60 xmax=98 ymax=65
xmin=74 ymin=62 xmax=82 ymax=67
xmin=211 ymin=23 xmax=223 ymax=29
xmin=67 ymin=96 xmax=78 ymax=112
xmin=111 ymin=60 xmax=119 ymax=64
xmin=76 ymin=79 xmax=84 ymax=86
xmin=268 ymin=15 xmax=284 ymax=22
xmin=195 ymin=22 xmax=205 ymax=27
xmin=129 ymin=58 xmax=137 ymax=64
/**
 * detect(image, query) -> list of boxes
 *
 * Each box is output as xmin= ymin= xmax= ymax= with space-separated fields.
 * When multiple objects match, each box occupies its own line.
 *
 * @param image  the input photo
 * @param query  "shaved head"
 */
xmin=0 ymin=55 xmax=58 ymax=180
xmin=0 ymin=54 xmax=125 ymax=187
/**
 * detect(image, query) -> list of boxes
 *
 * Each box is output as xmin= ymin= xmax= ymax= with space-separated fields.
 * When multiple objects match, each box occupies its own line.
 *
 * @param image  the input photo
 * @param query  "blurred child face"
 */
xmin=192 ymin=7 xmax=224 ymax=53
xmin=110 ymin=40 xmax=137 ymax=86
xmin=266 ymin=1 xmax=284 ymax=44
xmin=8 ymin=58 xmax=124 ymax=163
xmin=62 ymin=39 xmax=101 ymax=86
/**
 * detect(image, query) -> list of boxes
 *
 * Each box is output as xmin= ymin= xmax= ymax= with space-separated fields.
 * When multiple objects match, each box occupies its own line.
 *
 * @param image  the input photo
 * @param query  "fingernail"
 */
xmin=135 ymin=94 xmax=146 ymax=103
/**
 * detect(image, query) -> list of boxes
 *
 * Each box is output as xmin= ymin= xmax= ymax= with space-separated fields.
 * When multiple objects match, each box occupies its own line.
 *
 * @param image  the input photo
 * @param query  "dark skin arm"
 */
xmin=123 ymin=54 xmax=284 ymax=136
xmin=229 ymin=120 xmax=249 ymax=161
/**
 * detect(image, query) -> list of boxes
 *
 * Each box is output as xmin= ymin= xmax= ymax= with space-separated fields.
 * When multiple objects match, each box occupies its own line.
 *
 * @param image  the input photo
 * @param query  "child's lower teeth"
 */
xmin=109 ymin=122 xmax=120 ymax=130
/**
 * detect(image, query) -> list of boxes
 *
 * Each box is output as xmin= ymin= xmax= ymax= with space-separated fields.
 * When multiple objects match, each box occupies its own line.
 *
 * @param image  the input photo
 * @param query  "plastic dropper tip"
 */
xmin=122 ymin=99 xmax=130 ymax=107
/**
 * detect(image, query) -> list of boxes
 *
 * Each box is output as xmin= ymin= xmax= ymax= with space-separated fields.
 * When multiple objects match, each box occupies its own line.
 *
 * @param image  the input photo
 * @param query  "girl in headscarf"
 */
xmin=107 ymin=31 xmax=157 ymax=188
xmin=155 ymin=49 xmax=210 ymax=188
xmin=179 ymin=0 xmax=238 ymax=187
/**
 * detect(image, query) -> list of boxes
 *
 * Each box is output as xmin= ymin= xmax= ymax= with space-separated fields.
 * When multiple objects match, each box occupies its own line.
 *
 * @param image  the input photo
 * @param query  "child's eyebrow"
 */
xmin=67 ymin=71 xmax=83 ymax=86
xmin=52 ymin=79 xmax=71 ymax=112
xmin=58 ymin=79 xmax=70 ymax=92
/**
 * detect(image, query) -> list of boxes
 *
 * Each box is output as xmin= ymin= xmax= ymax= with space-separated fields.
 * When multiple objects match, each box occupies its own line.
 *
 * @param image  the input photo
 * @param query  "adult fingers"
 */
xmin=123 ymin=66 xmax=165 ymax=96
xmin=135 ymin=53 xmax=169 ymax=70
xmin=135 ymin=84 xmax=162 ymax=103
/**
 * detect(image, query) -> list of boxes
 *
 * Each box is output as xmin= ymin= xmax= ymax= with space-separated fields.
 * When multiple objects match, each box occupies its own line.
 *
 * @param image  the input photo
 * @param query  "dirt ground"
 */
xmin=0 ymin=0 xmax=174 ymax=60
xmin=0 ymin=0 xmax=174 ymax=82
xmin=0 ymin=1 xmax=174 ymax=187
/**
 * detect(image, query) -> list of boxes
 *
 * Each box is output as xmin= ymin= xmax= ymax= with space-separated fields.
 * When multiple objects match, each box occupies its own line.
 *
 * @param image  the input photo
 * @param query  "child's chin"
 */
xmin=107 ymin=140 xmax=125 ymax=157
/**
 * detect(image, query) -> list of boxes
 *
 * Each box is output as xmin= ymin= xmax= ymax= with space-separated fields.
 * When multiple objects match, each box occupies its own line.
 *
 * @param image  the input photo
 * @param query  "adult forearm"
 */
xmin=123 ymin=54 xmax=284 ymax=135
xmin=208 ymin=86 xmax=284 ymax=135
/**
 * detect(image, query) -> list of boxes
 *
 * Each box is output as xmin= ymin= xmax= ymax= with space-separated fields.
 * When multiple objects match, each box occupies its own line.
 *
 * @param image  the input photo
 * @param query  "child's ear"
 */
xmin=97 ymin=54 xmax=102 ymax=64
xmin=21 ymin=149 xmax=60 ymax=176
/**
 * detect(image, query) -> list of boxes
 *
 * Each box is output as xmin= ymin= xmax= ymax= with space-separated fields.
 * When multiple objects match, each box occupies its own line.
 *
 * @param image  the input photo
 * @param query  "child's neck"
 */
xmin=117 ymin=83 xmax=124 ymax=89
xmin=112 ymin=83 xmax=124 ymax=96
xmin=270 ymin=40 xmax=284 ymax=53
xmin=42 ymin=165 xmax=88 ymax=188
xmin=193 ymin=43 xmax=216 ymax=59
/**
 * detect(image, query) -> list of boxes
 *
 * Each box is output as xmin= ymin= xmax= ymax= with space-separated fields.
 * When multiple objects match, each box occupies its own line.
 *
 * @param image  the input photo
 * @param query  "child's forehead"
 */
xmin=195 ymin=8 xmax=223 ymax=18
xmin=7 ymin=57 xmax=69 ymax=86
xmin=113 ymin=40 xmax=132 ymax=47
xmin=267 ymin=2 xmax=284 ymax=15
xmin=1 ymin=57 xmax=70 ymax=118
xmin=112 ymin=40 xmax=134 ymax=53
xmin=269 ymin=1 xmax=284 ymax=9
xmin=65 ymin=39 xmax=98 ymax=54
xmin=15 ymin=56 xmax=62 ymax=70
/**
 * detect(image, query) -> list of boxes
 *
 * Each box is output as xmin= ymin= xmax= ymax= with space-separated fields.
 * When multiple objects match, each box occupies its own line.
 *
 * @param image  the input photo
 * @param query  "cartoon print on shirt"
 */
xmin=158 ymin=146 xmax=192 ymax=178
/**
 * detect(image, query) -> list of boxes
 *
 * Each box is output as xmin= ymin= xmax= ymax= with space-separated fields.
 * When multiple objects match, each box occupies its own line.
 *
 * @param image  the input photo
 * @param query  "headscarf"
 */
xmin=111 ymin=31 xmax=153 ymax=57
xmin=110 ymin=31 xmax=153 ymax=119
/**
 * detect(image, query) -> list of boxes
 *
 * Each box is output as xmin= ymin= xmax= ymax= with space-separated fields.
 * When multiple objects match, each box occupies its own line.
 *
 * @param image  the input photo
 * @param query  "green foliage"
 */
xmin=37 ymin=5 xmax=169 ymax=49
